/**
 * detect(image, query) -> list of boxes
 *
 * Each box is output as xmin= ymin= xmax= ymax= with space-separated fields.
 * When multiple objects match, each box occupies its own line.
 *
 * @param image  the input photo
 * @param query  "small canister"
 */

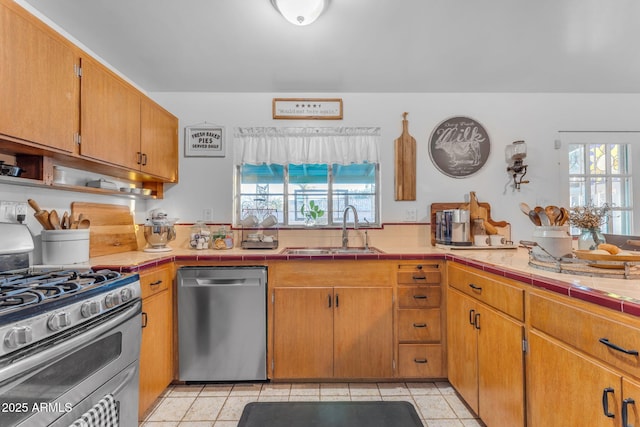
xmin=189 ymin=221 xmax=211 ymax=250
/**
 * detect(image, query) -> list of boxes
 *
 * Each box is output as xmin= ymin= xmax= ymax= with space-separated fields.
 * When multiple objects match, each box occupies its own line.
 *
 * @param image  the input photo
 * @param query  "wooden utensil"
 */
xmin=519 ymin=202 xmax=531 ymax=216
xmin=61 ymin=211 xmax=69 ymax=229
xmin=48 ymin=210 xmax=62 ymax=230
xmin=394 ymin=112 xmax=416 ymax=201
xmin=27 ymin=198 xmax=52 ymax=230
xmin=559 ymin=207 xmax=570 ymax=225
xmin=545 ymin=206 xmax=561 ymax=225
xmin=528 ymin=210 xmax=542 ymax=226
xmin=77 ymin=217 xmax=90 ymax=229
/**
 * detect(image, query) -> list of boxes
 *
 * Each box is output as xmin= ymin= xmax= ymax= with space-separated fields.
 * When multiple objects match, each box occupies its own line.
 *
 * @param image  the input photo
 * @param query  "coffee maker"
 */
xmin=435 ymin=209 xmax=471 ymax=246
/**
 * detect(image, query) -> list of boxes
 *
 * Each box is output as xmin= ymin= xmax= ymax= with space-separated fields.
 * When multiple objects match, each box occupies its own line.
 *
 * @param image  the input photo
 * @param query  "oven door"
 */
xmin=0 ymin=300 xmax=141 ymax=427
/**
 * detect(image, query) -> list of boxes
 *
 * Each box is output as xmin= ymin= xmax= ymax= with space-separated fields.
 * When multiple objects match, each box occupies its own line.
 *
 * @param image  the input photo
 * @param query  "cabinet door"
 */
xmin=0 ymin=2 xmax=77 ymax=152
xmin=80 ymin=58 xmax=140 ymax=169
xmin=622 ymin=378 xmax=640 ymax=427
xmin=140 ymin=98 xmax=178 ymax=181
xmin=272 ymin=287 xmax=333 ymax=379
xmin=334 ymin=287 xmax=393 ymax=378
xmin=528 ymin=331 xmax=620 ymax=427
xmin=477 ymin=304 xmax=525 ymax=427
xmin=139 ymin=289 xmax=173 ymax=419
xmin=447 ymin=288 xmax=479 ymax=414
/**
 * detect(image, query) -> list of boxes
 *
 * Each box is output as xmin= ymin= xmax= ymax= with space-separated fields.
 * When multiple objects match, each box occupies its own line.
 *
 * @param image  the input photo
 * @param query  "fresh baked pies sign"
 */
xmin=428 ymin=116 xmax=491 ymax=178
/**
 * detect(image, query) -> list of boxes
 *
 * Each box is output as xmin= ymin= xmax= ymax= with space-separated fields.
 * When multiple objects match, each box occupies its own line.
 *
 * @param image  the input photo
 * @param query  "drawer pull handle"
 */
xmin=623 ymin=397 xmax=635 ymax=427
xmin=599 ymin=338 xmax=639 ymax=356
xmin=149 ymin=280 xmax=163 ymax=287
xmin=413 ymin=323 xmax=427 ymax=328
xmin=141 ymin=312 xmax=148 ymax=328
xmin=474 ymin=313 xmax=481 ymax=330
xmin=328 ymin=294 xmax=332 ymax=308
xmin=469 ymin=309 xmax=475 ymax=326
xmin=602 ymin=387 xmax=615 ymax=418
xmin=412 ymin=274 xmax=427 ymax=280
xmin=413 ymin=295 xmax=428 ymax=300
xmin=469 ymin=283 xmax=482 ymax=292
xmin=413 ymin=358 xmax=428 ymax=364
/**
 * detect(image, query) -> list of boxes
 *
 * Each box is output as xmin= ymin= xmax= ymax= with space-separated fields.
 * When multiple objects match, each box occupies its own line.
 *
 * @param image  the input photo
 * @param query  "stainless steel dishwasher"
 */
xmin=177 ymin=266 xmax=267 ymax=381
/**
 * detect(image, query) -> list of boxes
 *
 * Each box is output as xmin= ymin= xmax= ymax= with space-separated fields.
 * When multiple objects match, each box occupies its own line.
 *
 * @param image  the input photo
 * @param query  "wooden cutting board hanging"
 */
xmin=394 ymin=112 xmax=416 ymax=201
xmin=71 ymin=202 xmax=138 ymax=257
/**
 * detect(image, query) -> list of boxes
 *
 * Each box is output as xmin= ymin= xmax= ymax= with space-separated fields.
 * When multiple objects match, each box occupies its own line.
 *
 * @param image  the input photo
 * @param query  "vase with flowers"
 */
xmin=569 ymin=204 xmax=610 ymax=250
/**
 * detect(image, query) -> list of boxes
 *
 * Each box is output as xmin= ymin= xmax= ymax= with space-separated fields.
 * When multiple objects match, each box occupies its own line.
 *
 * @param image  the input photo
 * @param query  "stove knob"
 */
xmin=120 ymin=287 xmax=133 ymax=302
xmin=47 ymin=312 xmax=71 ymax=331
xmin=81 ymin=300 xmax=101 ymax=318
xmin=4 ymin=326 xmax=33 ymax=349
xmin=104 ymin=292 xmax=121 ymax=308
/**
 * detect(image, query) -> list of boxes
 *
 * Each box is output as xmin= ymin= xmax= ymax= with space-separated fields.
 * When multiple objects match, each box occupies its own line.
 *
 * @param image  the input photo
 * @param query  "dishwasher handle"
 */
xmin=180 ymin=278 xmax=260 ymax=288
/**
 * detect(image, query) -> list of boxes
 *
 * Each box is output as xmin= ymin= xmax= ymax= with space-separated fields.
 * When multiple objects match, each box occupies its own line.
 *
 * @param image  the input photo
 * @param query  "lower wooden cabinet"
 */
xmin=528 ymin=291 xmax=640 ymax=427
xmin=138 ymin=265 xmax=174 ymax=420
xmin=272 ymin=286 xmax=393 ymax=379
xmin=446 ymin=264 xmax=525 ymax=427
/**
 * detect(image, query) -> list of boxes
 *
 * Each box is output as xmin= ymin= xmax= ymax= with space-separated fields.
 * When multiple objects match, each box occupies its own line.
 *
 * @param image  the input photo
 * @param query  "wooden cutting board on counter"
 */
xmin=71 ymin=202 xmax=138 ymax=257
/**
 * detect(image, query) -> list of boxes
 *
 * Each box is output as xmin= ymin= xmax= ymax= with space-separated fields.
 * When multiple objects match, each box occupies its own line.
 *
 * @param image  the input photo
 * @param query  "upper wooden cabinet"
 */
xmin=0 ymin=0 xmax=78 ymax=153
xmin=140 ymin=97 xmax=178 ymax=181
xmin=0 ymin=0 xmax=178 ymax=185
xmin=80 ymin=59 xmax=178 ymax=182
xmin=80 ymin=57 xmax=141 ymax=170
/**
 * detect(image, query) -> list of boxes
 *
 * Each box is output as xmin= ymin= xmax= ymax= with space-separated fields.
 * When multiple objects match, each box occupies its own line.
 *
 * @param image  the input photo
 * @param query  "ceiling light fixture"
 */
xmin=270 ymin=0 xmax=328 ymax=26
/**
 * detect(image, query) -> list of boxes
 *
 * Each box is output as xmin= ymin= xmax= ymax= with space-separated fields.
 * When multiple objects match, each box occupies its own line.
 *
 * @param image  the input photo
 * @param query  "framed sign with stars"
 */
xmin=272 ymin=98 xmax=343 ymax=120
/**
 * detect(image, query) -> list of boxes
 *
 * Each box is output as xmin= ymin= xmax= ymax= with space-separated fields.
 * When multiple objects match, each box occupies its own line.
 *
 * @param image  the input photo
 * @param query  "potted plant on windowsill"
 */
xmin=300 ymin=200 xmax=325 ymax=227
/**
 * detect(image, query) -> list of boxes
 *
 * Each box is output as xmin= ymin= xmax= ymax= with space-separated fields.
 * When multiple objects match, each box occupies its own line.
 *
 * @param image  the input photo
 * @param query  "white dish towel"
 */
xmin=69 ymin=394 xmax=119 ymax=427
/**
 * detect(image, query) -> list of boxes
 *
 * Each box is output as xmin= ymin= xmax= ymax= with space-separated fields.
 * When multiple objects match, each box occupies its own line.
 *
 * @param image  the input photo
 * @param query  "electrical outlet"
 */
xmin=203 ymin=208 xmax=213 ymax=222
xmin=0 ymin=201 xmax=28 ymax=223
xmin=404 ymin=208 xmax=417 ymax=222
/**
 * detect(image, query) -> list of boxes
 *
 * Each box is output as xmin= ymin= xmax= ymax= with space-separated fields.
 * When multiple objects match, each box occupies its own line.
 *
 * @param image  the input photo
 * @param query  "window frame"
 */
xmin=559 ymin=131 xmax=639 ymax=234
xmin=234 ymin=163 xmax=381 ymax=228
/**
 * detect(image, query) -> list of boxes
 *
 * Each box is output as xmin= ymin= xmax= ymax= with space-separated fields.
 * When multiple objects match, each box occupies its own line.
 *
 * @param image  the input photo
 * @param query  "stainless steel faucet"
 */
xmin=342 ymin=205 xmax=359 ymax=249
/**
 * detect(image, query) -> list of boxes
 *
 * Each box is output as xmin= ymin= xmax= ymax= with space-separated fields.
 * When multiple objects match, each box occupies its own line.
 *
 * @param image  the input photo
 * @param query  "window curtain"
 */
xmin=233 ymin=127 xmax=380 ymax=165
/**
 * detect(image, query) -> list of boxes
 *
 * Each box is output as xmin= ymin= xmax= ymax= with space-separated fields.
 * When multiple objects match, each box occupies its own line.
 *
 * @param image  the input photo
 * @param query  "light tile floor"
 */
xmin=140 ymin=381 xmax=486 ymax=427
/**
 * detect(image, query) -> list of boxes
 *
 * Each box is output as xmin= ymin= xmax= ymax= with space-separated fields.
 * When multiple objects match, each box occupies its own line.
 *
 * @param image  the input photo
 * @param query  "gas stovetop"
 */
xmin=0 ymin=269 xmax=122 ymax=315
xmin=0 ymin=268 xmax=141 ymax=358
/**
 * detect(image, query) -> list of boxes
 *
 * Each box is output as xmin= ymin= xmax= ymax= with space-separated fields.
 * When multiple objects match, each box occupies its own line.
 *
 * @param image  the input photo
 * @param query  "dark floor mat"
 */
xmin=237 ymin=401 xmax=424 ymax=427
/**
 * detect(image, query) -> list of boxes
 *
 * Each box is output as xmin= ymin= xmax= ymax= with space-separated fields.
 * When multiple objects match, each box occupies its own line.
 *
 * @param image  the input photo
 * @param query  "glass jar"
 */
xmin=578 ymin=227 xmax=606 ymax=251
xmin=471 ymin=218 xmax=486 ymax=236
xmin=189 ymin=221 xmax=211 ymax=250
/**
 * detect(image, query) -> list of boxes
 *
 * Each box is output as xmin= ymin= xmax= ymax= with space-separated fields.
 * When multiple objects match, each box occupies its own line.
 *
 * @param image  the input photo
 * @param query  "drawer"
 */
xmin=398 ymin=344 xmax=444 ymax=378
xmin=140 ymin=266 xmax=173 ymax=299
xmin=448 ymin=263 xmax=524 ymax=321
xmin=398 ymin=309 xmax=441 ymax=342
xmin=398 ymin=286 xmax=441 ymax=308
xmin=530 ymin=292 xmax=640 ymax=378
xmin=271 ymin=260 xmax=393 ymax=286
xmin=397 ymin=263 xmax=441 ymax=285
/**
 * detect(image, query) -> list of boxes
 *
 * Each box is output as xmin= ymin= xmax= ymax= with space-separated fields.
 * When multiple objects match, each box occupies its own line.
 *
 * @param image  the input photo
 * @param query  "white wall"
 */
xmin=146 ymin=92 xmax=640 ymax=242
xmin=3 ymin=92 xmax=640 ymax=244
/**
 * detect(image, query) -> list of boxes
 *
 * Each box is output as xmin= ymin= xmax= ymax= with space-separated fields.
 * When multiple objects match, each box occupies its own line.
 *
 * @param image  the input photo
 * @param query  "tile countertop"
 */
xmin=90 ymin=241 xmax=640 ymax=318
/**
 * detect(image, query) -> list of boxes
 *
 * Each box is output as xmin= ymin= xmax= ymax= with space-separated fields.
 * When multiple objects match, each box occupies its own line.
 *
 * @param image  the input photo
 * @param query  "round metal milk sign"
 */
xmin=428 ymin=116 xmax=491 ymax=178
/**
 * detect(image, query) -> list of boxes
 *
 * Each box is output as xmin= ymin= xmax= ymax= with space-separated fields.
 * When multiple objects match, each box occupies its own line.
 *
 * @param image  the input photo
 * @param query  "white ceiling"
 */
xmin=21 ymin=0 xmax=640 ymax=93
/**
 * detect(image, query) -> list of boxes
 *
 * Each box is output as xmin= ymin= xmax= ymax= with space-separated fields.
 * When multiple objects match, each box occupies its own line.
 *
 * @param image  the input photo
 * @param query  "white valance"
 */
xmin=233 ymin=127 xmax=380 ymax=165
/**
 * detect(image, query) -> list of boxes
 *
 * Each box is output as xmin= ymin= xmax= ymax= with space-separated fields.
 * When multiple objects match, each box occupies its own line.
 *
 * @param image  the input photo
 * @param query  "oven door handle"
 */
xmin=0 ymin=301 xmax=141 ymax=392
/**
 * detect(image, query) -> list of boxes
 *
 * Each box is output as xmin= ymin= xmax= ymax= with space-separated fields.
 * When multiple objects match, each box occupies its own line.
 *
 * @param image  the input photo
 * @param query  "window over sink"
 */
xmin=236 ymin=162 xmax=379 ymax=227
xmin=233 ymin=127 xmax=381 ymax=227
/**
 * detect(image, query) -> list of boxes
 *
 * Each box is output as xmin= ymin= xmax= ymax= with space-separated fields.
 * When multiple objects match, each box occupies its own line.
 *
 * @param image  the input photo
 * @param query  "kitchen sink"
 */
xmin=282 ymin=247 xmax=383 ymax=255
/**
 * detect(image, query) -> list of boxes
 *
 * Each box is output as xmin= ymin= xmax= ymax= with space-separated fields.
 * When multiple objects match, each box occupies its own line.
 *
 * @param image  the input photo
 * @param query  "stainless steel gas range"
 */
xmin=0 ymin=223 xmax=141 ymax=427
